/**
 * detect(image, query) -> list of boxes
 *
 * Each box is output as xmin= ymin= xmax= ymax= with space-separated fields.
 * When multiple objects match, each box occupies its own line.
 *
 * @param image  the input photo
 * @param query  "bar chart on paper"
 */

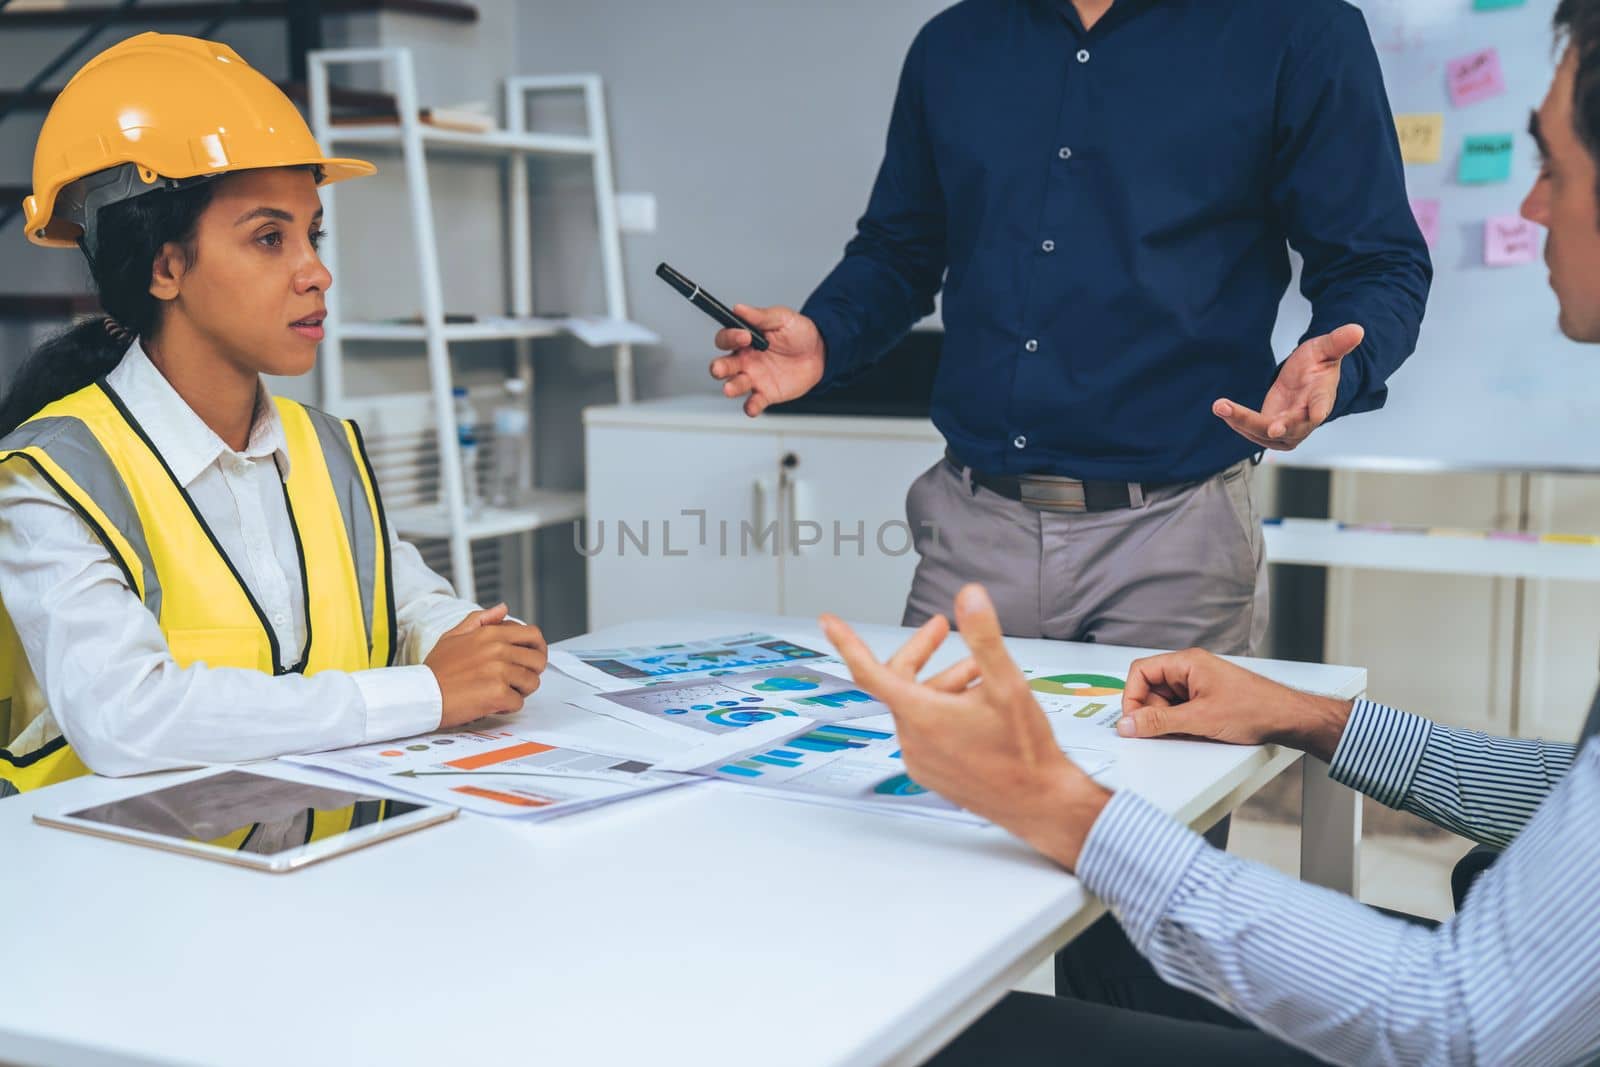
xmin=549 ymin=632 xmax=834 ymax=688
xmin=579 ymin=664 xmax=890 ymax=739
xmin=703 ymin=725 xmax=971 ymax=820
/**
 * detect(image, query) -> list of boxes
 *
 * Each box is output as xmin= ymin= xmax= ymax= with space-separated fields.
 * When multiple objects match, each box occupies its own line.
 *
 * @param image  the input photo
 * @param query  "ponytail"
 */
xmin=0 ymin=318 xmax=129 ymax=436
xmin=0 ymin=177 xmax=217 ymax=438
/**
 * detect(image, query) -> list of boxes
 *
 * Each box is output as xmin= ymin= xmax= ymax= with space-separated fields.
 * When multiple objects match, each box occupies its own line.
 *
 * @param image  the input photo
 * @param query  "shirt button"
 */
xmin=1041 ymin=239 xmax=1056 ymax=253
xmin=1024 ymin=339 xmax=1039 ymax=353
xmin=273 ymin=613 xmax=288 ymax=626
xmin=1058 ymin=146 xmax=1073 ymax=160
xmin=1013 ymin=435 xmax=1028 ymax=450
xmin=1077 ymin=49 xmax=1091 ymax=63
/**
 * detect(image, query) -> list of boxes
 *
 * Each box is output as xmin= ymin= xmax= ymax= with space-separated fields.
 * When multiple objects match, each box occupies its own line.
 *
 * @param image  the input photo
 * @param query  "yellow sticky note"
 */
xmin=1395 ymin=113 xmax=1444 ymax=164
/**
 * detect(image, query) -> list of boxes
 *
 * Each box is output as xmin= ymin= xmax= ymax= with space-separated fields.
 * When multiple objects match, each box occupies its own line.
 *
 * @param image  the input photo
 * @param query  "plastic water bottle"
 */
xmin=490 ymin=378 xmax=531 ymax=508
xmin=452 ymin=387 xmax=481 ymax=514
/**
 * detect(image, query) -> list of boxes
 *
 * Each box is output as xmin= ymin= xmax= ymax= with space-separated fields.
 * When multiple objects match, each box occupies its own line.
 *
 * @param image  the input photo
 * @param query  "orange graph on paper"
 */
xmin=444 ymin=741 xmax=555 ymax=771
xmin=450 ymin=785 xmax=552 ymax=807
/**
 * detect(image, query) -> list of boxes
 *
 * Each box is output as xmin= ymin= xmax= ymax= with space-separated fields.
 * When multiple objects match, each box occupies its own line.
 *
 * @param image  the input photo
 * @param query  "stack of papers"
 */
xmin=283 ymin=725 xmax=690 ymax=820
xmin=284 ymin=632 xmax=1120 ymax=826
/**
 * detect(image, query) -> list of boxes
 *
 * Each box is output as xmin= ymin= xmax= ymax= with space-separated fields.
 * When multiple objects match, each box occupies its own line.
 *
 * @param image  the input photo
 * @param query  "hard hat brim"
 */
xmin=25 ymin=155 xmax=377 ymax=248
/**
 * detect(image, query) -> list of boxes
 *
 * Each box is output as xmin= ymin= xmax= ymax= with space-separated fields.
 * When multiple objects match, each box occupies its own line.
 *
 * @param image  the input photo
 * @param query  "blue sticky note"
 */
xmin=1458 ymin=133 xmax=1514 ymax=184
xmin=1474 ymin=0 xmax=1526 ymax=9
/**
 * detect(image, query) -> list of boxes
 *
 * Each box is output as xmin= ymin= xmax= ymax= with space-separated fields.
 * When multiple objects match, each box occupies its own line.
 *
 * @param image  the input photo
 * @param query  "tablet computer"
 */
xmin=35 ymin=768 xmax=457 ymax=873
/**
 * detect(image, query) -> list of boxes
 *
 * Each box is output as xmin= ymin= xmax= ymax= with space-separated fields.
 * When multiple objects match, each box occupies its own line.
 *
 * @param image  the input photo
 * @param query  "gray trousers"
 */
xmin=902 ymin=456 xmax=1268 ymax=657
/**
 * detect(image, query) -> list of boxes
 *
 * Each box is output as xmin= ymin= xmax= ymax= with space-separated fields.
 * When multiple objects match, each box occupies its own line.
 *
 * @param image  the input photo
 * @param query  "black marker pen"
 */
xmin=656 ymin=262 xmax=770 ymax=351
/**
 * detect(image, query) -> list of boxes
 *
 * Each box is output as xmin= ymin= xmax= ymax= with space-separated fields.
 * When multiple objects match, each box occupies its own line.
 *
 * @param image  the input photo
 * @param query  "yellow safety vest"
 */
xmin=0 ymin=378 xmax=395 ymax=796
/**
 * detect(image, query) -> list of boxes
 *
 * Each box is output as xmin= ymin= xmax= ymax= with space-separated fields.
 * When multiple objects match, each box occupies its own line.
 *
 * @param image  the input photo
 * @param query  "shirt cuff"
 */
xmin=352 ymin=664 xmax=443 ymax=743
xmin=402 ymin=598 xmax=481 ymax=666
xmin=801 ymin=302 xmax=857 ymax=393
xmin=1075 ymin=790 xmax=1209 ymax=949
xmin=1328 ymin=699 xmax=1432 ymax=809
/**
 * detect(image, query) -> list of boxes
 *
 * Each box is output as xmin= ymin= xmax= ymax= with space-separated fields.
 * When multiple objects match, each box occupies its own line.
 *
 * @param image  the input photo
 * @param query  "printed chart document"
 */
xmin=685 ymin=722 xmax=1115 ymax=825
xmin=1018 ymin=668 xmax=1127 ymax=732
xmin=548 ymin=631 xmax=839 ymax=690
xmin=283 ymin=725 xmax=691 ymax=819
xmin=570 ymin=661 xmax=888 ymax=744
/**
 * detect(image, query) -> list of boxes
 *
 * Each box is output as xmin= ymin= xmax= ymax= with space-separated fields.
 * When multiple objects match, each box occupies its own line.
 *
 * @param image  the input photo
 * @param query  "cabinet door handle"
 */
xmin=778 ymin=453 xmax=801 ymax=555
xmin=787 ymin=477 xmax=808 ymax=535
xmin=752 ymin=477 xmax=775 ymax=533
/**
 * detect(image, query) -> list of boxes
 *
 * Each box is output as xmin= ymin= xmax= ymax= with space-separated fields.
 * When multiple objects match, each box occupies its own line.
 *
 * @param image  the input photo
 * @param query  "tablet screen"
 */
xmin=64 ymin=769 xmax=427 ymax=858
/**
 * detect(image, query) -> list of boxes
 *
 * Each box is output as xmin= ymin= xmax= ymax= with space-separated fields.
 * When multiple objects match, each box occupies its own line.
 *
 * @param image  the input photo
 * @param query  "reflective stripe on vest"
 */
xmin=0 ymin=379 xmax=395 ymax=796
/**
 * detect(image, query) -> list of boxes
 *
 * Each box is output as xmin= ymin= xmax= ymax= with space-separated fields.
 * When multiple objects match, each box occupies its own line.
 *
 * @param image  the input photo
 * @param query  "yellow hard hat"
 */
xmin=23 ymin=32 xmax=375 ymax=249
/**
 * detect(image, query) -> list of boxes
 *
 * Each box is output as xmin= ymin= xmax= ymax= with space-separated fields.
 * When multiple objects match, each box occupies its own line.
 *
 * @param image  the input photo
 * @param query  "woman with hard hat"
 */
xmin=0 ymin=33 xmax=548 ymax=796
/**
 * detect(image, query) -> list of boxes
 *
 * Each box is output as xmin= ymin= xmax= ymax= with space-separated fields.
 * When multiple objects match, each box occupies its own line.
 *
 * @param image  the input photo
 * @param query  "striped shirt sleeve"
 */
xmin=1329 ymin=700 xmax=1578 ymax=848
xmin=1076 ymin=740 xmax=1600 ymax=1065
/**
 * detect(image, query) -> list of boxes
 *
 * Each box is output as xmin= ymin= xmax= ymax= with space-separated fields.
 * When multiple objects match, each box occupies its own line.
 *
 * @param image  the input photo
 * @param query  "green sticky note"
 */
xmin=1459 ymin=133 xmax=1514 ymax=184
xmin=1474 ymin=0 xmax=1526 ymax=9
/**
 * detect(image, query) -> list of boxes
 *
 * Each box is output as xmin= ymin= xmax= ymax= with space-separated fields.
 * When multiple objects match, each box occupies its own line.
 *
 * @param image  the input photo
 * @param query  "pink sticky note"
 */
xmin=1448 ymin=47 xmax=1507 ymax=108
xmin=1484 ymin=215 xmax=1541 ymax=267
xmin=1411 ymin=198 xmax=1440 ymax=248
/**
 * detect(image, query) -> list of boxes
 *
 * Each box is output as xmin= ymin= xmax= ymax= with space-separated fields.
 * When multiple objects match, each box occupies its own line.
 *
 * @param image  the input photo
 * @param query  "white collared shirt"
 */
xmin=0 ymin=342 xmax=476 ymax=776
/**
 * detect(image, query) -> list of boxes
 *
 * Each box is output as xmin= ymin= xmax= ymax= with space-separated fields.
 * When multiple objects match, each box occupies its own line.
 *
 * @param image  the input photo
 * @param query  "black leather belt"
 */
xmin=944 ymin=448 xmax=1169 ymax=514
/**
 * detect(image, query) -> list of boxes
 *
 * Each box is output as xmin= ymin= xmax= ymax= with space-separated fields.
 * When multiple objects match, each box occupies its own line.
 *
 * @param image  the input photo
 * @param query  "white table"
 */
xmin=0 ymin=614 xmax=1365 ymax=1067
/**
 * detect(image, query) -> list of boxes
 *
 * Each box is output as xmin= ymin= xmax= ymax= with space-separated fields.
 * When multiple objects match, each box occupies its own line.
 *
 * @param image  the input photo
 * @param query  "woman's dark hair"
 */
xmin=0 ymin=180 xmax=216 ymax=437
xmin=1558 ymin=0 xmax=1600 ymax=209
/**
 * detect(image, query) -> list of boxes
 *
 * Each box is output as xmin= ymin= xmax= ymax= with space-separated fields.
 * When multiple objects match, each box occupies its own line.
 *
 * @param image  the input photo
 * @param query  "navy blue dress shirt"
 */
xmin=800 ymin=0 xmax=1432 ymax=483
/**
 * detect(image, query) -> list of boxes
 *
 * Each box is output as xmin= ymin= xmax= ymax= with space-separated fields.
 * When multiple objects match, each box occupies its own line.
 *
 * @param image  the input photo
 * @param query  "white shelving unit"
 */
xmin=306 ymin=47 xmax=655 ymax=604
xmin=1264 ymin=518 xmax=1600 ymax=583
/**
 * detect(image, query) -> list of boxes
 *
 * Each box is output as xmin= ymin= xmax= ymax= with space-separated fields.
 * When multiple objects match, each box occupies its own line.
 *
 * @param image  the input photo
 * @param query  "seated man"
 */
xmin=818 ymin=5 xmax=1600 ymax=1062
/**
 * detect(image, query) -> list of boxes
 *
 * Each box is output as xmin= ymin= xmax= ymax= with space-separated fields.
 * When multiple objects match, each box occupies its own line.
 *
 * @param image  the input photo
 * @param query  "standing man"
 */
xmin=709 ymin=0 xmax=1429 ymax=659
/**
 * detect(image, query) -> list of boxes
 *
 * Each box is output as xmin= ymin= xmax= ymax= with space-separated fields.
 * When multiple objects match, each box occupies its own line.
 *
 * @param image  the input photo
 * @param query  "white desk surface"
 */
xmin=0 ymin=614 xmax=1366 ymax=1067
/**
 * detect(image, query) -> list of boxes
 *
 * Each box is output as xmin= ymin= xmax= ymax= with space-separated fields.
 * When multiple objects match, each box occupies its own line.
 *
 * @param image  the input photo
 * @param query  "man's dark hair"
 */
xmin=1558 ymin=0 xmax=1600 ymax=183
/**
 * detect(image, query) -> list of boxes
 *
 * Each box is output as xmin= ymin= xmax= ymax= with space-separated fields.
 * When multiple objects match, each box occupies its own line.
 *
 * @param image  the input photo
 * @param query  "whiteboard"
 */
xmin=1273 ymin=0 xmax=1600 ymax=472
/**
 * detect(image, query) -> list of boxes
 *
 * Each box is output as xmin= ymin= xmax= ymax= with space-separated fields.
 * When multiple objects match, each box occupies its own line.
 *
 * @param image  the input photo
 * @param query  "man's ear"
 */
xmin=149 ymin=242 xmax=187 ymax=302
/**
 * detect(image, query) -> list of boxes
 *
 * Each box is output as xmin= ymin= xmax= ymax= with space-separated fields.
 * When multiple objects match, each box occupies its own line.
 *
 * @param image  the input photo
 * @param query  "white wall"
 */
xmin=507 ymin=1 xmax=951 ymax=636
xmin=515 ymin=0 xmax=948 ymax=400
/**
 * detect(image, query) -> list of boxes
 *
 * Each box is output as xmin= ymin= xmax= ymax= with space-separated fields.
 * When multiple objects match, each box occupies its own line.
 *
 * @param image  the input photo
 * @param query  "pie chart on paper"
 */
xmin=1028 ymin=673 xmax=1124 ymax=697
xmin=705 ymin=707 xmax=800 ymax=728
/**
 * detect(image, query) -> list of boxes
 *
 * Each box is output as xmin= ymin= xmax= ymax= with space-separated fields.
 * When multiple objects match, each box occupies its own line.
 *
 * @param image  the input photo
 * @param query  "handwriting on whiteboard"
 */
xmin=1447 ymin=48 xmax=1508 ymax=108
xmin=1484 ymin=215 xmax=1541 ymax=267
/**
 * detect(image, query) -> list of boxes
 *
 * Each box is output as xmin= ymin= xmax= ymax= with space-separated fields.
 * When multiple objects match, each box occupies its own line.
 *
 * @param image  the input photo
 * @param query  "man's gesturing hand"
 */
xmin=1214 ymin=323 xmax=1364 ymax=450
xmin=820 ymin=584 xmax=1111 ymax=871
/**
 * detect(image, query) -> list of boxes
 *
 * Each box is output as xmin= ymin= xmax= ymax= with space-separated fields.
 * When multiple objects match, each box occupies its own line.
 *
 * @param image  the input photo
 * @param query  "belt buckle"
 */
xmin=1017 ymin=474 xmax=1088 ymax=513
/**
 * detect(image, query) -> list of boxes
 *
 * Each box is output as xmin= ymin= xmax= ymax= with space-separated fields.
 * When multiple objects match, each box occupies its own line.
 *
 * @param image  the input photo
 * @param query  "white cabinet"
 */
xmin=584 ymin=398 xmax=944 ymax=631
xmin=779 ymin=433 xmax=945 ymax=621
